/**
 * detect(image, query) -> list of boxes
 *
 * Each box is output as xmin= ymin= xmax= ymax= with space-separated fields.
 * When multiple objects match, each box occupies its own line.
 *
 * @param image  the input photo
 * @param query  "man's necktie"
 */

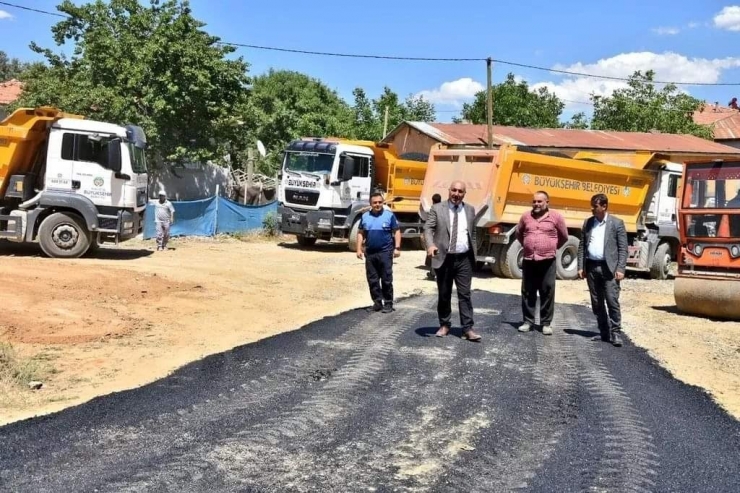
xmin=449 ymin=205 xmax=459 ymax=253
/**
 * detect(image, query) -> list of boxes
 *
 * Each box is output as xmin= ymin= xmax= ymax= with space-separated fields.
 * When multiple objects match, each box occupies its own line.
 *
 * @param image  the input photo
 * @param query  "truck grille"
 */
xmin=285 ymin=189 xmax=320 ymax=207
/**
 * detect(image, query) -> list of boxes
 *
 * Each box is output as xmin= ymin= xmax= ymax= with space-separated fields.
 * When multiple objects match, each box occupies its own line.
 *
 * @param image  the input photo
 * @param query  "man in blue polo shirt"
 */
xmin=356 ymin=191 xmax=401 ymax=313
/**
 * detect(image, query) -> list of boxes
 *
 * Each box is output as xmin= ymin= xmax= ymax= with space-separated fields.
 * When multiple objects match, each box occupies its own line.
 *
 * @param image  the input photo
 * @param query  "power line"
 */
xmin=0 ymin=1 xmax=66 ymax=17
xmin=3 ymin=0 xmax=740 ymax=86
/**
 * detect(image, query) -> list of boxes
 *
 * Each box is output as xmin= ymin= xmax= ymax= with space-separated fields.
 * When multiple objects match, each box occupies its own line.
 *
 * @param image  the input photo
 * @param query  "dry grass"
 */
xmin=0 ymin=343 xmax=49 ymax=408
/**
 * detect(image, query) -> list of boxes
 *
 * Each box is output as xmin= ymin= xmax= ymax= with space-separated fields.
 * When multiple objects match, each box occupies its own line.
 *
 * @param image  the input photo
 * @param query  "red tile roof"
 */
xmin=389 ymin=121 xmax=740 ymax=155
xmin=692 ymin=103 xmax=740 ymax=140
xmin=0 ymin=79 xmax=23 ymax=105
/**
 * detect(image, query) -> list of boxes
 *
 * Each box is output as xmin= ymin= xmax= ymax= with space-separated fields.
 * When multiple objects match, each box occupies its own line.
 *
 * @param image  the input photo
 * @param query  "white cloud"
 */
xmin=532 ymin=51 xmax=740 ymax=111
xmin=714 ymin=6 xmax=740 ymax=31
xmin=415 ymin=77 xmax=484 ymax=107
xmin=0 ymin=10 xmax=13 ymax=20
xmin=687 ymin=21 xmax=700 ymax=29
xmin=652 ymin=26 xmax=680 ymax=35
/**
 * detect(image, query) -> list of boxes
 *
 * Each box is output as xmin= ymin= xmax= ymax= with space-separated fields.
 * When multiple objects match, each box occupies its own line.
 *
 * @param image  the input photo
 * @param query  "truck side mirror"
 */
xmin=108 ymin=138 xmax=122 ymax=173
xmin=341 ymin=156 xmax=355 ymax=182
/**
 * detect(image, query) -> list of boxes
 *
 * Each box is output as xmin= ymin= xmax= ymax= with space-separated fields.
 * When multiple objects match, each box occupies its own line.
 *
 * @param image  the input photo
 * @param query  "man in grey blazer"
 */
xmin=577 ymin=193 xmax=628 ymax=347
xmin=423 ymin=180 xmax=482 ymax=341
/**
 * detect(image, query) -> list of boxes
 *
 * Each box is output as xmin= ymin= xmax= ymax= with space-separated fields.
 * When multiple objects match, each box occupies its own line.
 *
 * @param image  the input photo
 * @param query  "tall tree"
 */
xmin=13 ymin=0 xmax=250 ymax=165
xmin=237 ymin=69 xmax=355 ymax=174
xmin=590 ymin=70 xmax=712 ymax=139
xmin=564 ymin=112 xmax=590 ymax=129
xmin=0 ymin=51 xmax=33 ymax=81
xmin=456 ymin=73 xmax=564 ymax=127
xmin=350 ymin=86 xmax=435 ymax=141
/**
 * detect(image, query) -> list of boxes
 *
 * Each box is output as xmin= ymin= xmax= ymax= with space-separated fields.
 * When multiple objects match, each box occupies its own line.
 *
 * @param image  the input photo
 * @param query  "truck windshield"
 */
xmin=682 ymin=162 xmax=740 ymax=237
xmin=128 ymin=143 xmax=147 ymax=174
xmin=284 ymin=151 xmax=334 ymax=174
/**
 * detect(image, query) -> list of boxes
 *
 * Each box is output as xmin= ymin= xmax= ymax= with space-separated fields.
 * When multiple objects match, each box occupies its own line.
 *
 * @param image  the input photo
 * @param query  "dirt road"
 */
xmin=1 ymin=235 xmax=739 ymax=425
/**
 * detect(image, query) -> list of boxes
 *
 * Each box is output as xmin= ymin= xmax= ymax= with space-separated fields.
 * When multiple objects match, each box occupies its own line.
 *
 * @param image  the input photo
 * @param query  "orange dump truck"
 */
xmin=674 ymin=158 xmax=740 ymax=320
xmin=277 ymin=138 xmax=427 ymax=250
xmin=418 ymin=145 xmax=685 ymax=280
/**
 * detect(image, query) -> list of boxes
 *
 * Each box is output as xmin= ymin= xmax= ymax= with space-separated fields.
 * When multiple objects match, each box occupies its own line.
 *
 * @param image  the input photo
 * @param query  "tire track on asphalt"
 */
xmin=558 ymin=304 xmax=660 ymax=493
xmin=101 ymin=297 xmax=433 ymax=492
xmin=436 ymin=304 xmax=581 ymax=493
xmin=0 ymin=301 xmax=421 ymax=492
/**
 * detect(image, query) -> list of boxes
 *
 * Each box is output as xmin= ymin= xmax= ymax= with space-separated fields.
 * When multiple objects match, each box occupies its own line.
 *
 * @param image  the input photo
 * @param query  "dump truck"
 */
xmin=674 ymin=158 xmax=740 ymax=320
xmin=0 ymin=106 xmax=148 ymax=258
xmin=277 ymin=138 xmax=427 ymax=250
xmin=418 ymin=144 xmax=684 ymax=280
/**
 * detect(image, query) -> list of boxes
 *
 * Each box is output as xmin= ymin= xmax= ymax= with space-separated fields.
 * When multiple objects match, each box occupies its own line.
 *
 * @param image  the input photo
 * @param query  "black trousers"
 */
xmin=585 ymin=260 xmax=622 ymax=340
xmin=365 ymin=250 xmax=394 ymax=304
xmin=435 ymin=253 xmax=474 ymax=330
xmin=521 ymin=258 xmax=557 ymax=326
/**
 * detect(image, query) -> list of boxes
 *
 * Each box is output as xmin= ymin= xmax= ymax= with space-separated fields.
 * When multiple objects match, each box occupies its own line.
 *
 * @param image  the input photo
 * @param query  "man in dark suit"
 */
xmin=577 ymin=193 xmax=628 ymax=347
xmin=423 ymin=181 xmax=482 ymax=341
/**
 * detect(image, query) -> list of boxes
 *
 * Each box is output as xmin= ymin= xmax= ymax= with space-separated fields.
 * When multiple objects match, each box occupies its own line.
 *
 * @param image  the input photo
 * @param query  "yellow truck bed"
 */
xmin=420 ymin=145 xmax=657 ymax=233
xmin=0 ymin=107 xmax=83 ymax=198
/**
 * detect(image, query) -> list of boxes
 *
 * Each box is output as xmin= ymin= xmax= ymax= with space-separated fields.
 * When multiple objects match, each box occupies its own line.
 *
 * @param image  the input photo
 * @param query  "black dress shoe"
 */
xmin=366 ymin=301 xmax=382 ymax=312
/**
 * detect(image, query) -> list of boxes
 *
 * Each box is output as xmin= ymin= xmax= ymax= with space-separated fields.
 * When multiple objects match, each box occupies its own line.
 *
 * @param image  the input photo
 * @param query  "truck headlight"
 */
xmin=123 ymin=221 xmax=134 ymax=229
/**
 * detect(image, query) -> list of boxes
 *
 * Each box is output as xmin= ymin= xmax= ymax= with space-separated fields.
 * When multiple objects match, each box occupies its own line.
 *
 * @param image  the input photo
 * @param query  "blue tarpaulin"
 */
xmin=143 ymin=197 xmax=277 ymax=239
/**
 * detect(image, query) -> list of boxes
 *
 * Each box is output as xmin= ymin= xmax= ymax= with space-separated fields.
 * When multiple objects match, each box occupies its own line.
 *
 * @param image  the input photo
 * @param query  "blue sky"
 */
xmin=2 ymin=0 xmax=740 ymax=122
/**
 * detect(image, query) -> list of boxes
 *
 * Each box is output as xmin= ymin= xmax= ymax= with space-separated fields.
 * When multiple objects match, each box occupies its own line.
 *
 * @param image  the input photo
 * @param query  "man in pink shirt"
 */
xmin=515 ymin=191 xmax=569 ymax=335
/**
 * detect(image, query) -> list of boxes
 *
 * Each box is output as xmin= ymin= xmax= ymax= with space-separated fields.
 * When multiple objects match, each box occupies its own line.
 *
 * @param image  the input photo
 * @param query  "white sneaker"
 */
xmin=542 ymin=325 xmax=553 ymax=335
xmin=518 ymin=322 xmax=532 ymax=332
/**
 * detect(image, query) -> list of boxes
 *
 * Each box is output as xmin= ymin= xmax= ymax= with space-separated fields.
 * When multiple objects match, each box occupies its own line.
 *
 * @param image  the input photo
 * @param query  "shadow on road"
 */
xmin=0 ymin=242 xmax=154 ymax=260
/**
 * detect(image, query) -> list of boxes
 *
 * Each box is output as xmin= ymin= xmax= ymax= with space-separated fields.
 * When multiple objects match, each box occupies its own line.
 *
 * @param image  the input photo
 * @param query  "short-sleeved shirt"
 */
xmin=154 ymin=200 xmax=175 ymax=223
xmin=358 ymin=209 xmax=398 ymax=254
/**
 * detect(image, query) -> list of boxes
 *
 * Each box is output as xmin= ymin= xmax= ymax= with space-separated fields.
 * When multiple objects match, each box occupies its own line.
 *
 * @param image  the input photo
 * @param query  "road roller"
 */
xmin=674 ymin=158 xmax=740 ymax=320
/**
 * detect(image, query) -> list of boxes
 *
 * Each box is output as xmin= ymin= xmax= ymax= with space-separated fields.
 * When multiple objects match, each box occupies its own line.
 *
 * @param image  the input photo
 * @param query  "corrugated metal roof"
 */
xmin=0 ymin=79 xmax=23 ymax=105
xmin=389 ymin=121 xmax=740 ymax=155
xmin=691 ymin=105 xmax=740 ymax=141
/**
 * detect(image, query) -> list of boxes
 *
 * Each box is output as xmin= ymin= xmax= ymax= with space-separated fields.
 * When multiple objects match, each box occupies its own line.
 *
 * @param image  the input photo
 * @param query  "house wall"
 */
xmin=149 ymin=162 xmax=233 ymax=201
xmin=385 ymin=126 xmax=442 ymax=158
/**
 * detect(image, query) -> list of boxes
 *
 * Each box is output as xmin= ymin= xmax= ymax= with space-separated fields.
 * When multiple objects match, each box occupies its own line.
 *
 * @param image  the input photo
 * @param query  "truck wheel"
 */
xmin=499 ymin=239 xmax=523 ymax=279
xmin=556 ymin=236 xmax=580 ymax=280
xmin=650 ymin=242 xmax=672 ymax=280
xmin=490 ymin=245 xmax=504 ymax=277
xmin=348 ymin=219 xmax=361 ymax=252
xmin=38 ymin=212 xmax=91 ymax=259
xmin=296 ymin=235 xmax=317 ymax=247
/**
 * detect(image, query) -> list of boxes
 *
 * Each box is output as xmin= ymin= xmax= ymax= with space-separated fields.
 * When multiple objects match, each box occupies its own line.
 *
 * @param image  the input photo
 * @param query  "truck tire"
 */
xmin=490 ymin=244 xmax=504 ymax=277
xmin=348 ymin=219 xmax=361 ymax=252
xmin=296 ymin=235 xmax=316 ymax=247
xmin=556 ymin=235 xmax=580 ymax=280
xmin=38 ymin=212 xmax=91 ymax=259
xmin=499 ymin=239 xmax=523 ymax=279
xmin=650 ymin=242 xmax=672 ymax=280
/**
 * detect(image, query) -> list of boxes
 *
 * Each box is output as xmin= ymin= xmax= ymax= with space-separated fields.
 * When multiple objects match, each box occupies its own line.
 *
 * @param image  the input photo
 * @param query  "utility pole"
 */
xmin=382 ymin=106 xmax=390 ymax=139
xmin=486 ymin=57 xmax=493 ymax=149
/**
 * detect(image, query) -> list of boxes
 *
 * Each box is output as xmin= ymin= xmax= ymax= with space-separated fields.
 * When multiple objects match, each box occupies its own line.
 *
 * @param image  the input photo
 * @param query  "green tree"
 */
xmin=590 ymin=70 xmax=712 ymax=139
xmin=0 ymin=51 xmax=34 ymax=81
xmin=236 ymin=69 xmax=355 ymax=174
xmin=564 ymin=112 xmax=590 ymax=129
xmin=350 ymin=86 xmax=435 ymax=141
xmin=13 ymin=0 xmax=250 ymax=165
xmin=456 ymin=73 xmax=564 ymax=127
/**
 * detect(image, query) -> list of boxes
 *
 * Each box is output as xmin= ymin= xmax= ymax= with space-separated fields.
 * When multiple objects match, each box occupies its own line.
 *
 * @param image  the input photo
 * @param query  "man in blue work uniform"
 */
xmin=356 ymin=191 xmax=402 ymax=313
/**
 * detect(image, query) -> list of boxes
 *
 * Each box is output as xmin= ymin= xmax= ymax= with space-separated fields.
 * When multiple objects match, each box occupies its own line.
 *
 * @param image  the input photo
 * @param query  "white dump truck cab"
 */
xmin=277 ymin=138 xmax=373 ymax=247
xmin=1 ymin=116 xmax=148 ymax=258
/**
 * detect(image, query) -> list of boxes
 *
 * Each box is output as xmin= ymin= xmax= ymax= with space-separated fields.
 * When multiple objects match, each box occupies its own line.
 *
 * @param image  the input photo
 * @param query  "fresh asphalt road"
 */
xmin=1 ymin=291 xmax=739 ymax=492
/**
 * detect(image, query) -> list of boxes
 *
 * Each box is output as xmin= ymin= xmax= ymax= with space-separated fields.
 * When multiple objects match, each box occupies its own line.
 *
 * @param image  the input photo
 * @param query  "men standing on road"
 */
xmin=154 ymin=190 xmax=175 ymax=251
xmin=577 ymin=193 xmax=628 ymax=347
xmin=424 ymin=181 xmax=482 ymax=342
xmin=516 ymin=191 xmax=569 ymax=335
xmin=356 ymin=191 xmax=401 ymax=313
xmin=424 ymin=193 xmax=443 ymax=281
